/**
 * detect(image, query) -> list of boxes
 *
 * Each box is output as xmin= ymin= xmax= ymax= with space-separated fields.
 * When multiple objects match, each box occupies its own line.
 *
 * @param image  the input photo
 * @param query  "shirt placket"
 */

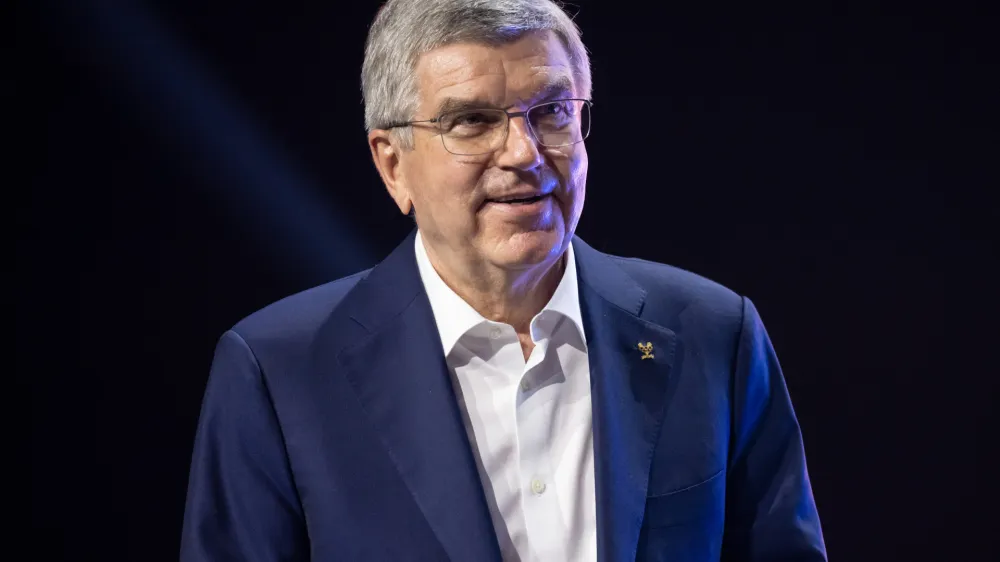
xmin=515 ymin=335 xmax=568 ymax=561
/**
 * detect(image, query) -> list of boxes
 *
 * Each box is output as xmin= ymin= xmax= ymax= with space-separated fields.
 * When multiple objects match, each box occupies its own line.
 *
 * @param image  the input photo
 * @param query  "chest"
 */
xmin=447 ymin=329 xmax=597 ymax=561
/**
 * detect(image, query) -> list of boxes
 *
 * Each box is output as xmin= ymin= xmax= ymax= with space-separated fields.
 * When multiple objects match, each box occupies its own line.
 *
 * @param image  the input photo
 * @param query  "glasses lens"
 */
xmin=439 ymin=109 xmax=507 ymax=155
xmin=527 ymin=100 xmax=590 ymax=147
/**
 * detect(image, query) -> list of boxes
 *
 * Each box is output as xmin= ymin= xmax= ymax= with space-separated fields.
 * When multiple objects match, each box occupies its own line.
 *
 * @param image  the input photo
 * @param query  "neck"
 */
xmin=424 ymin=241 xmax=566 ymax=336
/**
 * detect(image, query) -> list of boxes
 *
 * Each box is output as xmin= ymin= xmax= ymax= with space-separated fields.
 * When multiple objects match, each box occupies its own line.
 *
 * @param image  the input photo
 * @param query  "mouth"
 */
xmin=486 ymin=193 xmax=550 ymax=205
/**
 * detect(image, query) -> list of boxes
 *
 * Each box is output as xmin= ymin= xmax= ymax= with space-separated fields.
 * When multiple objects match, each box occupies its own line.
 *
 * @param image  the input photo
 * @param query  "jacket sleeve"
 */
xmin=721 ymin=298 xmax=827 ymax=561
xmin=180 ymin=330 xmax=308 ymax=561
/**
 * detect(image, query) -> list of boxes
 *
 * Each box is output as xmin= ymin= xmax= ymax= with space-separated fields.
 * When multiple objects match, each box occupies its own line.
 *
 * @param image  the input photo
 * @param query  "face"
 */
xmin=370 ymin=30 xmax=588 ymax=274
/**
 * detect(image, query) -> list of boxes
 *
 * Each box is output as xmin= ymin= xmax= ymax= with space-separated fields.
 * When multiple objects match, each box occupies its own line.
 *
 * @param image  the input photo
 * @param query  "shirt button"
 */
xmin=489 ymin=327 xmax=503 ymax=339
xmin=530 ymin=478 xmax=546 ymax=495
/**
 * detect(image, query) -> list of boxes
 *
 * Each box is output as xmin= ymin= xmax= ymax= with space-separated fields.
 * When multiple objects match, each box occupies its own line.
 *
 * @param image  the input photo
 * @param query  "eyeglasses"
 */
xmin=382 ymin=98 xmax=592 ymax=156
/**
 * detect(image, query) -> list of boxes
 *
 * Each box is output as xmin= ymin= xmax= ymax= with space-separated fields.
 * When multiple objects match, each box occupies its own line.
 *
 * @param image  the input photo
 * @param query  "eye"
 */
xmin=442 ymin=110 xmax=502 ymax=130
xmin=454 ymin=112 xmax=489 ymax=126
xmin=539 ymin=103 xmax=565 ymax=115
xmin=531 ymin=101 xmax=576 ymax=129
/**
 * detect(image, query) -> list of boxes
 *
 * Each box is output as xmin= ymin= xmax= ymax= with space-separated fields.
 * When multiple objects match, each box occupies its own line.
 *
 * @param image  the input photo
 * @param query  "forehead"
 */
xmin=413 ymin=30 xmax=575 ymax=111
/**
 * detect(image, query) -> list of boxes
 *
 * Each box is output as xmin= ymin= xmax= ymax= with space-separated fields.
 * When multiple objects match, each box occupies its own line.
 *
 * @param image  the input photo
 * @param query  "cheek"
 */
xmin=563 ymin=149 xmax=588 ymax=203
xmin=564 ymin=151 xmax=588 ymax=225
xmin=409 ymin=153 xmax=484 ymax=214
xmin=441 ymin=161 xmax=485 ymax=206
xmin=570 ymin=153 xmax=588 ymax=191
xmin=550 ymin=143 xmax=587 ymax=184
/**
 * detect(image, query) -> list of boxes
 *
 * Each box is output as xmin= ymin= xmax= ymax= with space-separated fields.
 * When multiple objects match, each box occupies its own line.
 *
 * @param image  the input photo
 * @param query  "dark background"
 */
xmin=23 ymin=0 xmax=997 ymax=560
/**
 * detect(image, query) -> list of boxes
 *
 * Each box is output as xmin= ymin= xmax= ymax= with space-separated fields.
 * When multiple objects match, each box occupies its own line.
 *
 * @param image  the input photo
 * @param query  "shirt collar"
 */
xmin=414 ymin=230 xmax=586 ymax=357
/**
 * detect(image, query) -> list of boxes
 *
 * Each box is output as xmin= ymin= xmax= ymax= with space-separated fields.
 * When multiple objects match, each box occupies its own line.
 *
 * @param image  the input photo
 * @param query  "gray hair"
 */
xmin=361 ymin=0 xmax=592 ymax=148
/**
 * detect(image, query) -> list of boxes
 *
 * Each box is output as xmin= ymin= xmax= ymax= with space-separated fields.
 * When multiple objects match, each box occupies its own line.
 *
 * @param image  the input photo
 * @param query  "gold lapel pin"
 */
xmin=638 ymin=341 xmax=654 ymax=360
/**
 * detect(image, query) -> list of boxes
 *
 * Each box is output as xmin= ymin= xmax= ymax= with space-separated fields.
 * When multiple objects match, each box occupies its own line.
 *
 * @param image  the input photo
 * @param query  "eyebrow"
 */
xmin=432 ymin=74 xmax=575 ymax=116
xmin=528 ymin=75 xmax=575 ymax=104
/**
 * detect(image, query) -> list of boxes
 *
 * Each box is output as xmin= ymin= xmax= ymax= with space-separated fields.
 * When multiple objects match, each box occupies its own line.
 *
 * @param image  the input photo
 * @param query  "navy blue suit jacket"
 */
xmin=181 ymin=231 xmax=826 ymax=561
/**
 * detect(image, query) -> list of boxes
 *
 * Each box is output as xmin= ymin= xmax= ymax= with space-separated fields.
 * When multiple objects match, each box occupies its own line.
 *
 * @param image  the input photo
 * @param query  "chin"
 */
xmin=488 ymin=229 xmax=566 ymax=269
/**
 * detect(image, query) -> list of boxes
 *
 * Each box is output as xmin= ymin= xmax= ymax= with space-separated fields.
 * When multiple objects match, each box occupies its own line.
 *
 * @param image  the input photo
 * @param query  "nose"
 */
xmin=495 ymin=114 xmax=544 ymax=171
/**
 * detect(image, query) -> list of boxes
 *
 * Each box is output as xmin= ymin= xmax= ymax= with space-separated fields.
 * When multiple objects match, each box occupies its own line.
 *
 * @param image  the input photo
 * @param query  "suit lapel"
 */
xmin=334 ymin=231 xmax=502 ymax=562
xmin=573 ymin=239 xmax=678 ymax=562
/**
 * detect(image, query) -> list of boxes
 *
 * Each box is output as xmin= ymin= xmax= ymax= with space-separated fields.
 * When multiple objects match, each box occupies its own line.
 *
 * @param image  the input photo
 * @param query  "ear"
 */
xmin=368 ymin=129 xmax=412 ymax=216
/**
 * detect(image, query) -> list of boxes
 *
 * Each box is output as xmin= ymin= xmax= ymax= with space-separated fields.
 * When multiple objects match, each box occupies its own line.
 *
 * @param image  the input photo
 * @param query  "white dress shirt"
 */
xmin=414 ymin=232 xmax=597 ymax=562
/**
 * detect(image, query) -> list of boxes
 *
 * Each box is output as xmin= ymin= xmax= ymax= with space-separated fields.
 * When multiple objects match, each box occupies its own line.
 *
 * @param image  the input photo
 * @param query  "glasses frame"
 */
xmin=382 ymin=98 xmax=593 ymax=156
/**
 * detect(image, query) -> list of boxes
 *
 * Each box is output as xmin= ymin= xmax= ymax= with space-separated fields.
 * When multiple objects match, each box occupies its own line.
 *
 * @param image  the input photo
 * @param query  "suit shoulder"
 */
xmin=610 ymin=255 xmax=744 ymax=327
xmin=231 ymin=269 xmax=370 ymax=343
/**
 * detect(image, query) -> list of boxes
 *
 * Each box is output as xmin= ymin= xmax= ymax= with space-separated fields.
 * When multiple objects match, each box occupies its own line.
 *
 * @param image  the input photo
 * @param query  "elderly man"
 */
xmin=180 ymin=0 xmax=826 ymax=560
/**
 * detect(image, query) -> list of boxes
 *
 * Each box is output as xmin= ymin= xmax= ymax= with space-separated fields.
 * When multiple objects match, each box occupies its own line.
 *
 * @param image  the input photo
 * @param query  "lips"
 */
xmin=487 ymin=193 xmax=549 ymax=205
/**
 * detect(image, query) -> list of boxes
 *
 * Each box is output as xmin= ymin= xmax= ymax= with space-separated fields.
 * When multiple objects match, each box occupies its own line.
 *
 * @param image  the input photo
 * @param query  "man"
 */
xmin=180 ymin=0 xmax=827 ymax=560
